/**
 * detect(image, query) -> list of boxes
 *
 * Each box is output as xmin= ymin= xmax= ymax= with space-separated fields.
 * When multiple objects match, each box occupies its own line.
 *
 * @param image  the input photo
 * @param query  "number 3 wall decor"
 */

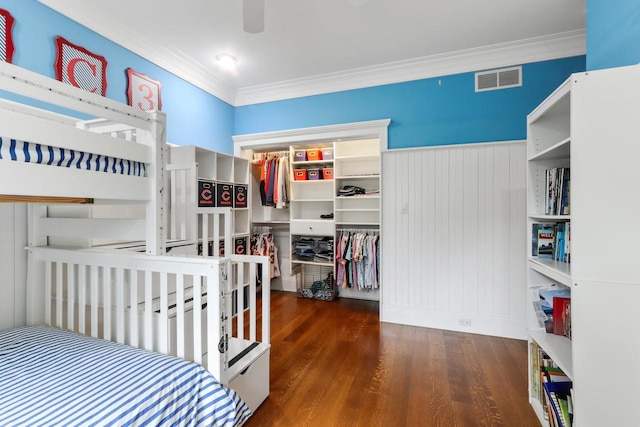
xmin=54 ymin=36 xmax=108 ymax=96
xmin=126 ymin=68 xmax=162 ymax=111
xmin=0 ymin=9 xmax=15 ymax=63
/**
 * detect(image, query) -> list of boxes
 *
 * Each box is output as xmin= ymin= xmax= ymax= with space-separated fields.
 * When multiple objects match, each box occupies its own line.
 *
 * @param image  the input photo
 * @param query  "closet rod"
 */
xmin=337 ymin=228 xmax=380 ymax=234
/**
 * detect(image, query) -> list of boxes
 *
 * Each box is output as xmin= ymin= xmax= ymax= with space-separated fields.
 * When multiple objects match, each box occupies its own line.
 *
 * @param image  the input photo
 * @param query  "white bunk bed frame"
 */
xmin=0 ymin=61 xmax=270 ymax=412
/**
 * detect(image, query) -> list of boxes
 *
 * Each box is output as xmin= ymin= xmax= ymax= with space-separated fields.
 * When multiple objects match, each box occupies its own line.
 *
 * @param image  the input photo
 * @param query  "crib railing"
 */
xmin=26 ymin=246 xmax=269 ymax=383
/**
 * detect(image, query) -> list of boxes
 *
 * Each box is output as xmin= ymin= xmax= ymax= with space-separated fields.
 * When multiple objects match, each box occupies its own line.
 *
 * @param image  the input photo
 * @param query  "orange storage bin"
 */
xmin=294 ymin=169 xmax=308 ymax=180
xmin=306 ymin=149 xmax=322 ymax=161
xmin=322 ymin=168 xmax=334 ymax=180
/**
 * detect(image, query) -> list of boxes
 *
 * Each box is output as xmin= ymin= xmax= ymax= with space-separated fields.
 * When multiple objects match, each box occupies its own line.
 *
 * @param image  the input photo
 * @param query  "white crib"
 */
xmin=0 ymin=61 xmax=270 ymax=416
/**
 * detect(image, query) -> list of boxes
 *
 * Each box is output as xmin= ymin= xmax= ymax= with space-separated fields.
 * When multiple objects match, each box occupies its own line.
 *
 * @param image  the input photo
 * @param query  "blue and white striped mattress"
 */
xmin=0 ymin=136 xmax=146 ymax=176
xmin=0 ymin=325 xmax=251 ymax=426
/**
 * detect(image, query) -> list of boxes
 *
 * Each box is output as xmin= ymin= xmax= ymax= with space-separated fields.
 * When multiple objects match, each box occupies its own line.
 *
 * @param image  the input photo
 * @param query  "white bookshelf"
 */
xmin=526 ymin=65 xmax=640 ymax=427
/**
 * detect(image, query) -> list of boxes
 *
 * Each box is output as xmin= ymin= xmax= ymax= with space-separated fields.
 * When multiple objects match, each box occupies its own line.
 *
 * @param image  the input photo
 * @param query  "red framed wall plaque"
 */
xmin=126 ymin=68 xmax=162 ymax=111
xmin=0 ymin=9 xmax=15 ymax=63
xmin=54 ymin=36 xmax=107 ymax=96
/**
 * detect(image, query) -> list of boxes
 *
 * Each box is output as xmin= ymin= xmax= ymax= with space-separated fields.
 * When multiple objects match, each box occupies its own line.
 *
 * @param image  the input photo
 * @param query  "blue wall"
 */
xmin=0 ymin=0 xmax=235 ymax=153
xmin=2 ymin=1 xmax=587 ymax=152
xmin=587 ymin=0 xmax=640 ymax=71
xmin=235 ymin=56 xmax=585 ymax=149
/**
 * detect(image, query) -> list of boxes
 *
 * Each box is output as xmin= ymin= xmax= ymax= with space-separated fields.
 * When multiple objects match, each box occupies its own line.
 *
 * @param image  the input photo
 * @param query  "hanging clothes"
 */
xmin=251 ymin=231 xmax=281 ymax=279
xmin=336 ymin=230 xmax=380 ymax=290
xmin=253 ymin=153 xmax=290 ymax=208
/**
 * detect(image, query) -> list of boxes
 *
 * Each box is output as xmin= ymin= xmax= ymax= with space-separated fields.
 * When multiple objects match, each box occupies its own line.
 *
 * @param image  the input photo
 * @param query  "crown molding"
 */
xmin=232 ymin=119 xmax=391 ymax=156
xmin=37 ymin=0 xmax=237 ymax=105
xmin=37 ymin=1 xmax=584 ymax=108
xmin=235 ymin=30 xmax=586 ymax=106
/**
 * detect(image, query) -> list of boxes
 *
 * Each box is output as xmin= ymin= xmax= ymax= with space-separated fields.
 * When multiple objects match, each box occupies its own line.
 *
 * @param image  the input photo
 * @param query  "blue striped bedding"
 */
xmin=0 ymin=136 xmax=146 ymax=176
xmin=0 ymin=325 xmax=251 ymax=427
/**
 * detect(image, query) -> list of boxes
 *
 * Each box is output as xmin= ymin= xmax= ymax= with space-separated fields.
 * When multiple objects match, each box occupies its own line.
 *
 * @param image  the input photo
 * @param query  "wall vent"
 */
xmin=475 ymin=66 xmax=522 ymax=92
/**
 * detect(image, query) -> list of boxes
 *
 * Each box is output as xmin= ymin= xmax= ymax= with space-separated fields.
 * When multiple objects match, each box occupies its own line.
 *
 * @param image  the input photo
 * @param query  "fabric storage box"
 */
xmin=293 ymin=150 xmax=307 ymax=162
xmin=294 ymin=169 xmax=308 ymax=180
xmin=306 ymin=149 xmax=322 ymax=161
xmin=321 ymin=147 xmax=334 ymax=160
xmin=322 ymin=168 xmax=333 ymax=180
xmin=216 ymin=183 xmax=234 ymax=207
xmin=234 ymin=184 xmax=248 ymax=208
xmin=198 ymin=180 xmax=216 ymax=207
xmin=234 ymin=237 xmax=247 ymax=255
xmin=307 ymin=169 xmax=322 ymax=180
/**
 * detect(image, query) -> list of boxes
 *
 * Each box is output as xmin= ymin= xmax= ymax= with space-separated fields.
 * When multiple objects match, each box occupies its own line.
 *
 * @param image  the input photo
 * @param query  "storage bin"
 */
xmin=322 ymin=168 xmax=333 ymax=180
xmin=306 ymin=149 xmax=322 ymax=161
xmin=293 ymin=150 xmax=307 ymax=162
xmin=234 ymin=184 xmax=248 ymax=208
xmin=321 ymin=147 xmax=334 ymax=160
xmin=307 ymin=169 xmax=322 ymax=180
xmin=234 ymin=237 xmax=247 ymax=255
xmin=294 ymin=169 xmax=308 ymax=181
xmin=216 ymin=183 xmax=234 ymax=207
xmin=198 ymin=180 xmax=216 ymax=207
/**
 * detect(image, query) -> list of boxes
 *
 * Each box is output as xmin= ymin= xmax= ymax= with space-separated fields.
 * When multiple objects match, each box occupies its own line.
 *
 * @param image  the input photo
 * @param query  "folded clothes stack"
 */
xmin=293 ymin=236 xmax=334 ymax=262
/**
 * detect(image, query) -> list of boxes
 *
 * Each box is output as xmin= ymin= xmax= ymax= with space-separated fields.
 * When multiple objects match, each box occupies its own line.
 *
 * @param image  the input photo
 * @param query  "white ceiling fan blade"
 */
xmin=243 ymin=0 xmax=265 ymax=33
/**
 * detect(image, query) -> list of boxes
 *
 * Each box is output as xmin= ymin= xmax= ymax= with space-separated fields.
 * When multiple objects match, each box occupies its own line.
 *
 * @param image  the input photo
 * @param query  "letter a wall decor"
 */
xmin=126 ymin=68 xmax=162 ymax=111
xmin=0 ymin=9 xmax=15 ymax=63
xmin=54 ymin=36 xmax=107 ymax=96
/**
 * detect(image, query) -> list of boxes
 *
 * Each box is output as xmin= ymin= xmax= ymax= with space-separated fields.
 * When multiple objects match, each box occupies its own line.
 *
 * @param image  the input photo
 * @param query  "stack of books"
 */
xmin=545 ymin=167 xmax=570 ymax=215
xmin=532 ymin=222 xmax=571 ymax=263
xmin=530 ymin=342 xmax=573 ymax=427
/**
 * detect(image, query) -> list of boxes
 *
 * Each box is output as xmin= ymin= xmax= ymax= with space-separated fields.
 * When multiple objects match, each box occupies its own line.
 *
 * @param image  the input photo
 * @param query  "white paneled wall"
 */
xmin=0 ymin=204 xmax=28 ymax=329
xmin=381 ymin=141 xmax=527 ymax=339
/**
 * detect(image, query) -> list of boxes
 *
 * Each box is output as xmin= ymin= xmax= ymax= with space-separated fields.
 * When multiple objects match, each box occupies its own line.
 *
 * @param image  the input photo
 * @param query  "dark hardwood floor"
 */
xmin=245 ymin=291 xmax=540 ymax=427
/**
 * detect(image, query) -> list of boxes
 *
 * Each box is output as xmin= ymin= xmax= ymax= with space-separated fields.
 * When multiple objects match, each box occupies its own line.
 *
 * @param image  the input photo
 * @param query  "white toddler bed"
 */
xmin=0 ymin=61 xmax=270 ymax=423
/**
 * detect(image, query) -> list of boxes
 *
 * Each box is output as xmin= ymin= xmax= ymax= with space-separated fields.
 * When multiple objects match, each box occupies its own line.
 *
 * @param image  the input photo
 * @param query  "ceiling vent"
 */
xmin=475 ymin=66 xmax=522 ymax=92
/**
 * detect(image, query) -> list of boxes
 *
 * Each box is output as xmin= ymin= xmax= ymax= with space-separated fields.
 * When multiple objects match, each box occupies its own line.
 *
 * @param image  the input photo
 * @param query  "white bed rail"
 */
xmin=26 ymin=246 xmax=269 ymax=383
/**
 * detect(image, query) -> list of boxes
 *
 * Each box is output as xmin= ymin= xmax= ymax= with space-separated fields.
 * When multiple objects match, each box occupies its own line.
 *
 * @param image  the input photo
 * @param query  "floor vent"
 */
xmin=475 ymin=66 xmax=522 ymax=92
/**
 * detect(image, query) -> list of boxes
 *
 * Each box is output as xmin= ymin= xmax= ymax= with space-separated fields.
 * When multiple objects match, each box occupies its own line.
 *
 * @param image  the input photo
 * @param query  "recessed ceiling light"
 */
xmin=215 ymin=53 xmax=238 ymax=70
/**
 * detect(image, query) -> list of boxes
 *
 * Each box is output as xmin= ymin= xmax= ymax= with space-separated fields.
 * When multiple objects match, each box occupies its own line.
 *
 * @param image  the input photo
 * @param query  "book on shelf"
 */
xmin=552 ymin=296 xmax=571 ymax=338
xmin=538 ymin=285 xmax=571 ymax=334
xmin=543 ymin=381 xmax=573 ymax=427
xmin=545 ymin=167 xmax=570 ymax=216
xmin=537 ymin=226 xmax=556 ymax=259
xmin=531 ymin=222 xmax=571 ymax=263
xmin=530 ymin=342 xmax=573 ymax=427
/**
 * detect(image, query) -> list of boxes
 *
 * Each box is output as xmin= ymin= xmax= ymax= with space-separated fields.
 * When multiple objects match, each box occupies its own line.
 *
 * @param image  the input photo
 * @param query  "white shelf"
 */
xmin=290 ymin=198 xmax=333 ymax=202
xmin=291 ymin=259 xmax=334 ymax=267
xmin=528 ymin=137 xmax=570 ymax=162
xmin=334 ymin=154 xmax=379 ymax=162
xmin=527 ymin=258 xmax=572 ymax=287
xmin=291 ymin=160 xmax=333 ymax=166
xmin=528 ymin=214 xmax=570 ymax=222
xmin=336 ymin=194 xmax=380 ymax=199
xmin=530 ymin=330 xmax=573 ymax=379
xmin=335 ymin=208 xmax=379 ymax=212
xmin=335 ymin=174 xmax=380 ymax=179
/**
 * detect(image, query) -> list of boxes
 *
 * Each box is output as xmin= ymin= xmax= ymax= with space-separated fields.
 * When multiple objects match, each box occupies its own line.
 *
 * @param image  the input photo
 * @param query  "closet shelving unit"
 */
xmin=333 ymin=139 xmax=381 ymax=226
xmin=233 ymin=119 xmax=390 ymax=299
xmin=525 ymin=65 xmax=640 ymax=427
xmin=289 ymin=144 xmax=335 ymax=272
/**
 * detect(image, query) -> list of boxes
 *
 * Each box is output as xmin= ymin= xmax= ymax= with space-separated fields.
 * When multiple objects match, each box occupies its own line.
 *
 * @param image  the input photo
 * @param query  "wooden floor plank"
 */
xmin=245 ymin=291 xmax=540 ymax=427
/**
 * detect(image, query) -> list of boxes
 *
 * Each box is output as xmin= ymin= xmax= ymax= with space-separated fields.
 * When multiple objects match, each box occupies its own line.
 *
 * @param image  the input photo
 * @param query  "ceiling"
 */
xmin=38 ymin=0 xmax=587 ymax=106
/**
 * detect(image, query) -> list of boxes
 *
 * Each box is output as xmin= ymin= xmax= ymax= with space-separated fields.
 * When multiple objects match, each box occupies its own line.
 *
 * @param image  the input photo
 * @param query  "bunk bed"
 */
xmin=0 ymin=61 xmax=270 ymax=424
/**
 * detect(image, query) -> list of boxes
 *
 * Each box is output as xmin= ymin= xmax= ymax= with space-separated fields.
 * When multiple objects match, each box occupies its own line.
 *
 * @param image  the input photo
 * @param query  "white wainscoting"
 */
xmin=0 ymin=203 xmax=28 ymax=329
xmin=381 ymin=141 xmax=527 ymax=339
